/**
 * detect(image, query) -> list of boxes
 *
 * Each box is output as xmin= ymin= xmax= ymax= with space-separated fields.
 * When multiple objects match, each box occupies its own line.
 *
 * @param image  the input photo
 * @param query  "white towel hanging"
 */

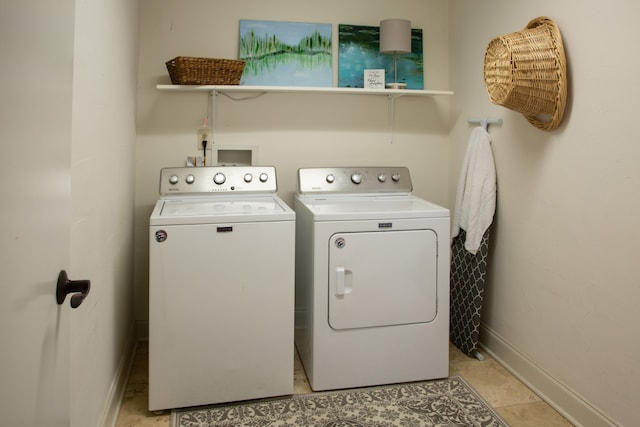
xmin=451 ymin=127 xmax=497 ymax=254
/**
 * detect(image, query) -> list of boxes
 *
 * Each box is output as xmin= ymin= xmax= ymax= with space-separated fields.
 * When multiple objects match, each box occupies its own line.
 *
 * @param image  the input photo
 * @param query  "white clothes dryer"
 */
xmin=294 ymin=167 xmax=450 ymax=391
xmin=149 ymin=166 xmax=295 ymax=411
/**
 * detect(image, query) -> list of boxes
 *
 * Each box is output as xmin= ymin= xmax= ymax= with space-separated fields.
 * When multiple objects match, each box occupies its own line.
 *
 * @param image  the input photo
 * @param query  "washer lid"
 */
xmin=295 ymin=194 xmax=449 ymax=221
xmin=150 ymin=195 xmax=294 ymax=225
xmin=160 ymin=198 xmax=285 ymax=216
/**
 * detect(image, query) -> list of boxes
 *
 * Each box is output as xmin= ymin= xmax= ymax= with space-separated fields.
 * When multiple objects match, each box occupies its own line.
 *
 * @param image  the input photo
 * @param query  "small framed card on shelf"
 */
xmin=364 ymin=69 xmax=385 ymax=89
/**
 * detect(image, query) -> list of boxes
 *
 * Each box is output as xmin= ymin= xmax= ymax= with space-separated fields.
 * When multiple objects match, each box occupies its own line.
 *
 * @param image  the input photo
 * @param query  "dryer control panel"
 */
xmin=297 ymin=167 xmax=412 ymax=194
xmin=159 ymin=166 xmax=278 ymax=195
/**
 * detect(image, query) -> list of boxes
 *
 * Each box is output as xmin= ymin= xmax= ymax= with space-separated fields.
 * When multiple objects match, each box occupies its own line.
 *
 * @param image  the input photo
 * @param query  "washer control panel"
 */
xmin=297 ymin=167 xmax=412 ymax=194
xmin=159 ymin=166 xmax=278 ymax=195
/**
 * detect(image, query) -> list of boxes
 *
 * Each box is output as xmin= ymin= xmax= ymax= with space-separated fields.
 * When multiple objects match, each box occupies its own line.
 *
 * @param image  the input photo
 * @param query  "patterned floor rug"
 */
xmin=171 ymin=376 xmax=509 ymax=426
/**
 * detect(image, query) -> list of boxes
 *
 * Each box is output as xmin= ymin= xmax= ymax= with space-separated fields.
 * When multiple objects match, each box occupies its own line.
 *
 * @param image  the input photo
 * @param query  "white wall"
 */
xmin=70 ymin=0 xmax=139 ymax=426
xmin=450 ymin=2 xmax=640 ymax=426
xmin=134 ymin=0 xmax=451 ymax=329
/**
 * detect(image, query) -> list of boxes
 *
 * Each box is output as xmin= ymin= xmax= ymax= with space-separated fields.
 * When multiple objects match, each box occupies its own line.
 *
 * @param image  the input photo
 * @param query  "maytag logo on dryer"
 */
xmin=378 ymin=222 xmax=393 ymax=229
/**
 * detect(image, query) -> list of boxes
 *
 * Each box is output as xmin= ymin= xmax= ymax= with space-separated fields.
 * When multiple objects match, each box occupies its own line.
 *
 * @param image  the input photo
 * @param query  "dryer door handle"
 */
xmin=335 ymin=266 xmax=353 ymax=296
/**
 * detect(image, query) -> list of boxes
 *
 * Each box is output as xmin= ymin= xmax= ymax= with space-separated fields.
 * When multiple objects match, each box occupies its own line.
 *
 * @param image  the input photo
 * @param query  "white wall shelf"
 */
xmin=156 ymin=84 xmax=453 ymax=98
xmin=156 ymin=84 xmax=453 ymax=144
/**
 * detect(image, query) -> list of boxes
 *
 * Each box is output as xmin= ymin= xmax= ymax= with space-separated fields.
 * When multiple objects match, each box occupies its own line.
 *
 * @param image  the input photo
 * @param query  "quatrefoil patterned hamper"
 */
xmin=450 ymin=228 xmax=491 ymax=356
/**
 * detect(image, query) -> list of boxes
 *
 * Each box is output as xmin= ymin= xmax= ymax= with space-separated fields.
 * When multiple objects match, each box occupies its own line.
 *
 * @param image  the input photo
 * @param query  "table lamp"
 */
xmin=379 ymin=19 xmax=411 ymax=89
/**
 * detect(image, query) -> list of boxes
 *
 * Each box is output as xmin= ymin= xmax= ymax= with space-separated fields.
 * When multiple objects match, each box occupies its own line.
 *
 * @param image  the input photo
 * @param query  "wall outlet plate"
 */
xmin=196 ymin=128 xmax=211 ymax=150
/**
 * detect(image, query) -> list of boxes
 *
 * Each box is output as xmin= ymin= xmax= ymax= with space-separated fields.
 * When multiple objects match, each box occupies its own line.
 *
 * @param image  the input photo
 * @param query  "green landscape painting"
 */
xmin=239 ymin=20 xmax=332 ymax=87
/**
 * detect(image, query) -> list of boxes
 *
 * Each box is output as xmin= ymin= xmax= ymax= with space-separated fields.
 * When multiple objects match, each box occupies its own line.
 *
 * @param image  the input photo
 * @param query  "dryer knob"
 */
xmin=169 ymin=175 xmax=179 ymax=185
xmin=213 ymin=172 xmax=226 ymax=185
xmin=185 ymin=174 xmax=195 ymax=184
xmin=326 ymin=174 xmax=335 ymax=183
xmin=244 ymin=173 xmax=253 ymax=183
xmin=378 ymin=173 xmax=387 ymax=182
xmin=391 ymin=173 xmax=401 ymax=182
xmin=351 ymin=173 xmax=362 ymax=184
xmin=259 ymin=173 xmax=269 ymax=183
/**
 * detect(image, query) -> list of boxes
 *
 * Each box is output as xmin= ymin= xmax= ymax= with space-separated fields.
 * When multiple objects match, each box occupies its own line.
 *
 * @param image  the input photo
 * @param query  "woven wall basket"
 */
xmin=483 ymin=17 xmax=567 ymax=131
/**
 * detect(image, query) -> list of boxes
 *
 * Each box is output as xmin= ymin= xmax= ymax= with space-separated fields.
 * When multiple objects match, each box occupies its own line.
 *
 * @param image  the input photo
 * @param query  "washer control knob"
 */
xmin=244 ymin=173 xmax=253 ymax=183
xmin=259 ymin=173 xmax=269 ymax=183
xmin=213 ymin=172 xmax=226 ymax=185
xmin=326 ymin=174 xmax=335 ymax=184
xmin=351 ymin=172 xmax=362 ymax=184
xmin=377 ymin=173 xmax=387 ymax=182
xmin=185 ymin=174 xmax=195 ymax=184
xmin=391 ymin=173 xmax=401 ymax=182
xmin=169 ymin=175 xmax=179 ymax=185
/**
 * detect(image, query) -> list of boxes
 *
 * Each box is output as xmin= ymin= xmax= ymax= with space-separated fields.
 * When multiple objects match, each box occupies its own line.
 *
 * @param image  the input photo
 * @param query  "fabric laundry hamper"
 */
xmin=450 ymin=228 xmax=491 ymax=357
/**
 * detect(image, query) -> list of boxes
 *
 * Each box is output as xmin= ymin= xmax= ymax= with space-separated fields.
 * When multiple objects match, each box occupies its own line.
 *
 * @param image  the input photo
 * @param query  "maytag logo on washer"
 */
xmin=155 ymin=230 xmax=167 ymax=243
xmin=335 ymin=237 xmax=345 ymax=248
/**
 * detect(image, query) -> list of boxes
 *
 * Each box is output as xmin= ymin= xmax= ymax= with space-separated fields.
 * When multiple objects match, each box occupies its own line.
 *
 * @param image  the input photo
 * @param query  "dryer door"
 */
xmin=328 ymin=229 xmax=438 ymax=330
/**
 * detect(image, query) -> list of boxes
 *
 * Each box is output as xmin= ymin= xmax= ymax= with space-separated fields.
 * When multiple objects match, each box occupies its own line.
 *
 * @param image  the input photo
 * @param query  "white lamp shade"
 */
xmin=379 ymin=19 xmax=411 ymax=53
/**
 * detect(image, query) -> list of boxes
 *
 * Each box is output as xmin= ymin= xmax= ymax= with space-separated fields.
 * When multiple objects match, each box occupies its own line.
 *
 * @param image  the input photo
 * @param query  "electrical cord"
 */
xmin=202 ymin=139 xmax=208 ymax=166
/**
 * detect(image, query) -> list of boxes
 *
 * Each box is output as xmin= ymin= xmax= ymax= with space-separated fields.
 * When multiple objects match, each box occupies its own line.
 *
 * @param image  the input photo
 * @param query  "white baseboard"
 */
xmin=99 ymin=326 xmax=138 ymax=427
xmin=479 ymin=325 xmax=618 ymax=427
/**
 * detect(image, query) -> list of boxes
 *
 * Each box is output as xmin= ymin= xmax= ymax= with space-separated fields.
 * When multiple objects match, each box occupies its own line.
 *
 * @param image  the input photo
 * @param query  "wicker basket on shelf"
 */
xmin=483 ymin=17 xmax=567 ymax=131
xmin=165 ymin=56 xmax=245 ymax=85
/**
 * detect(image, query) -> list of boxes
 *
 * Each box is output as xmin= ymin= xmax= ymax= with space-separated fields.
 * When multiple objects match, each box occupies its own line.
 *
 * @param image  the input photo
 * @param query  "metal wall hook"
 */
xmin=467 ymin=118 xmax=503 ymax=132
xmin=56 ymin=270 xmax=90 ymax=308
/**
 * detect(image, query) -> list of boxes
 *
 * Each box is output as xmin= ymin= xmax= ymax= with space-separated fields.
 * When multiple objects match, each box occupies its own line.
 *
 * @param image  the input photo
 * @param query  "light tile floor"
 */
xmin=115 ymin=341 xmax=573 ymax=426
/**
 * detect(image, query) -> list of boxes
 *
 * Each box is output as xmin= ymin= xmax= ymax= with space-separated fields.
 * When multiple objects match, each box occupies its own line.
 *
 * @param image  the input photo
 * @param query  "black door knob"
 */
xmin=56 ymin=270 xmax=90 ymax=308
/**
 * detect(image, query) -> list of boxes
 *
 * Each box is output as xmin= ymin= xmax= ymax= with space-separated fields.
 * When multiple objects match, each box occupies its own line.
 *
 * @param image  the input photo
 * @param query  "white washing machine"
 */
xmin=294 ymin=167 xmax=450 ymax=391
xmin=149 ymin=166 xmax=295 ymax=411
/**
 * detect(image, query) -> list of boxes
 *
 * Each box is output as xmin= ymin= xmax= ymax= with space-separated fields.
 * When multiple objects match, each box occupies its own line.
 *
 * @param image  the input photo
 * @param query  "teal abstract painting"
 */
xmin=338 ymin=24 xmax=424 ymax=89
